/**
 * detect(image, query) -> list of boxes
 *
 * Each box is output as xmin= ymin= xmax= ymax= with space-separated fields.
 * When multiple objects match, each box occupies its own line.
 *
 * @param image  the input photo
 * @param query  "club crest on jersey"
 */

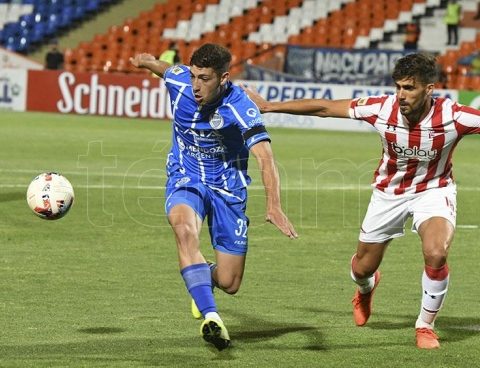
xmin=357 ymin=97 xmax=368 ymax=106
xmin=209 ymin=112 xmax=224 ymax=129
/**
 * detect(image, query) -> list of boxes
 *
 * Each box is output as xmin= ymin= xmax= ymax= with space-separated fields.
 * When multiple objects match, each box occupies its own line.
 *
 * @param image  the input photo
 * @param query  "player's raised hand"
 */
xmin=129 ymin=53 xmax=156 ymax=68
xmin=241 ymin=84 xmax=269 ymax=113
xmin=266 ymin=208 xmax=298 ymax=239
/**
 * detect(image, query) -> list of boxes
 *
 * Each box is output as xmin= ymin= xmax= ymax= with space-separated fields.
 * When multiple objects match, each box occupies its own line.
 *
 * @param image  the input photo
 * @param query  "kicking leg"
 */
xmin=168 ymin=204 xmax=230 ymax=350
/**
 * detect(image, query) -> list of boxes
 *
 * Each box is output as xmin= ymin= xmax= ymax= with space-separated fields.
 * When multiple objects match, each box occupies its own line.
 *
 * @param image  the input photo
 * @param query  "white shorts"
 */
xmin=359 ymin=185 xmax=457 ymax=243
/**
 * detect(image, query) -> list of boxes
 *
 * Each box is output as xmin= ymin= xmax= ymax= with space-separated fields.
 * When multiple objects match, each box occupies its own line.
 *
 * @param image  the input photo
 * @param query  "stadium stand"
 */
xmin=2 ymin=0 xmax=479 ymax=90
xmin=0 ymin=0 xmax=119 ymax=53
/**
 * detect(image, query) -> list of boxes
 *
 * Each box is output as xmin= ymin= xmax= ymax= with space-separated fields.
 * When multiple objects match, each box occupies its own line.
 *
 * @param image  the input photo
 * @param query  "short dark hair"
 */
xmin=190 ymin=43 xmax=232 ymax=75
xmin=392 ymin=53 xmax=438 ymax=85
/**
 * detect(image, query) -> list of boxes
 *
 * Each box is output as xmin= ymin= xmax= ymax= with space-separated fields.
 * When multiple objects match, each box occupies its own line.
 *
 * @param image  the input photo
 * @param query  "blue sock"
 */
xmin=181 ymin=263 xmax=217 ymax=317
xmin=208 ymin=262 xmax=219 ymax=289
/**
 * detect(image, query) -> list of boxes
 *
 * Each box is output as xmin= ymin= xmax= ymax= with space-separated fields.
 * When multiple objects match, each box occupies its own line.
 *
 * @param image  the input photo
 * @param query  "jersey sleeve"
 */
xmin=453 ymin=102 xmax=480 ymax=135
xmin=348 ymin=95 xmax=390 ymax=125
xmin=224 ymin=89 xmax=271 ymax=149
xmin=163 ymin=65 xmax=190 ymax=87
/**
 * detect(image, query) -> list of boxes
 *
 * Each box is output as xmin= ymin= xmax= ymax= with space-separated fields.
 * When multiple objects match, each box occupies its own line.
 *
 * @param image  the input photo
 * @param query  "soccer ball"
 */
xmin=26 ymin=172 xmax=74 ymax=220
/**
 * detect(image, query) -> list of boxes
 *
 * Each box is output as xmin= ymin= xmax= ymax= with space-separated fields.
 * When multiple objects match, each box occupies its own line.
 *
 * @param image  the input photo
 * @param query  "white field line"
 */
xmin=4 ymin=169 xmax=478 ymax=228
xmin=1 ymin=183 xmax=374 ymax=190
xmin=6 ymin=183 xmax=480 ymax=192
xmin=448 ymin=325 xmax=480 ymax=331
xmin=2 ymin=168 xmax=480 ymax=192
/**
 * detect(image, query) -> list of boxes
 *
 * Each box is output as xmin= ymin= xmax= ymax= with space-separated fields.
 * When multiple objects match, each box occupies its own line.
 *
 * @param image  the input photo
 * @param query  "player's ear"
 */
xmin=220 ymin=71 xmax=229 ymax=86
xmin=426 ymin=83 xmax=435 ymax=96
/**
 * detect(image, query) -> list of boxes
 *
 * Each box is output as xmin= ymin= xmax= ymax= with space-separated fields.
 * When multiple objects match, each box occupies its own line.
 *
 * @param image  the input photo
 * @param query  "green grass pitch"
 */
xmin=1 ymin=111 xmax=479 ymax=367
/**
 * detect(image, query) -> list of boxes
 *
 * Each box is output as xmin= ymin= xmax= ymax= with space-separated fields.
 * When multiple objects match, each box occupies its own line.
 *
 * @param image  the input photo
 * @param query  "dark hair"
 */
xmin=190 ymin=43 xmax=232 ymax=75
xmin=392 ymin=53 xmax=438 ymax=85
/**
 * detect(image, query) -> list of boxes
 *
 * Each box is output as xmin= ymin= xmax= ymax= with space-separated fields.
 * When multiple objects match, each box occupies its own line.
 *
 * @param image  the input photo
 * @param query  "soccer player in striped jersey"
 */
xmin=243 ymin=52 xmax=480 ymax=349
xmin=130 ymin=43 xmax=297 ymax=351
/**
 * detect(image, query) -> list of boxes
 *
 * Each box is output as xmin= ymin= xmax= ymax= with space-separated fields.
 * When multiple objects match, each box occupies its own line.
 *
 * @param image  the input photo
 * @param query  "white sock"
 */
xmin=351 ymin=269 xmax=375 ymax=294
xmin=205 ymin=312 xmax=222 ymax=322
xmin=350 ymin=254 xmax=375 ymax=294
xmin=415 ymin=316 xmax=434 ymax=329
xmin=416 ymin=267 xmax=449 ymax=327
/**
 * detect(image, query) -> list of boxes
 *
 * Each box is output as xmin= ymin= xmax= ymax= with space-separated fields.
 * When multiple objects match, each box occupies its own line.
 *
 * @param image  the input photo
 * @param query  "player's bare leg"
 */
xmin=168 ymin=204 xmax=205 ymax=269
xmin=212 ymin=251 xmax=246 ymax=295
xmin=351 ymin=241 xmax=389 ymax=326
xmin=192 ymin=251 xmax=245 ymax=316
xmin=168 ymin=204 xmax=229 ymax=350
xmin=415 ymin=217 xmax=454 ymax=349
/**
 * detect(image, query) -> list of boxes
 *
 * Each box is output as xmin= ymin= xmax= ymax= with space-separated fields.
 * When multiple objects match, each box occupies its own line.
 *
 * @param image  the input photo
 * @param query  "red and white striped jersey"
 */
xmin=349 ymin=95 xmax=480 ymax=195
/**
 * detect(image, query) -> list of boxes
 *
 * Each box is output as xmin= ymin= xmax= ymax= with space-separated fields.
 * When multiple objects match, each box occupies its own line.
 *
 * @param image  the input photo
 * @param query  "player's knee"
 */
xmin=424 ymin=251 xmax=447 ymax=267
xmin=423 ymin=244 xmax=448 ymax=267
xmin=222 ymin=284 xmax=240 ymax=295
xmin=173 ymin=223 xmax=199 ymax=245
xmin=217 ymin=275 xmax=242 ymax=295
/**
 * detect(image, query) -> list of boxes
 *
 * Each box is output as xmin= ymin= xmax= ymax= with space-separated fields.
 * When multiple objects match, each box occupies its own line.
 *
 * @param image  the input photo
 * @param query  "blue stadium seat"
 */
xmin=59 ymin=6 xmax=74 ymax=28
xmin=0 ymin=0 xmax=119 ymax=53
xmin=31 ymin=21 xmax=46 ymax=42
xmin=85 ymin=0 xmax=100 ymax=12
xmin=72 ymin=5 xmax=86 ymax=20
xmin=6 ymin=35 xmax=30 ymax=52
xmin=45 ymin=14 xmax=60 ymax=35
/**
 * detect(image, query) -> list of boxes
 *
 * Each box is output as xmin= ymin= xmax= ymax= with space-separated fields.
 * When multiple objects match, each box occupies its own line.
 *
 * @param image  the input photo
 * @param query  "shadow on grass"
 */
xmin=225 ymin=309 xmax=327 ymax=351
xmin=0 ymin=191 xmax=25 ymax=203
xmin=296 ymin=306 xmax=480 ymax=347
xmin=0 ymin=315 xmax=477 ymax=364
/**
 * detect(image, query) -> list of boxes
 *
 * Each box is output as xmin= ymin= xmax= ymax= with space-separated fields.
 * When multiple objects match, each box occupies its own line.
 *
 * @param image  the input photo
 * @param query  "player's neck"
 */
xmin=201 ymin=85 xmax=228 ymax=108
xmin=405 ymin=98 xmax=433 ymax=127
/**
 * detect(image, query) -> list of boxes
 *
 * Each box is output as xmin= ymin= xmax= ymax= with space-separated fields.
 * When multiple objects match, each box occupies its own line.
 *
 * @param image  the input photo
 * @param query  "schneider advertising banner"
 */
xmin=22 ymin=70 xmax=463 ymax=132
xmin=26 ymin=70 xmax=172 ymax=119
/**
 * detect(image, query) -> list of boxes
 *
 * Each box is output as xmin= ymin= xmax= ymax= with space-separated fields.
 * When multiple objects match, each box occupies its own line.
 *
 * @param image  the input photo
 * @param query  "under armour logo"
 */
xmin=386 ymin=124 xmax=396 ymax=131
xmin=424 ymin=290 xmax=437 ymax=299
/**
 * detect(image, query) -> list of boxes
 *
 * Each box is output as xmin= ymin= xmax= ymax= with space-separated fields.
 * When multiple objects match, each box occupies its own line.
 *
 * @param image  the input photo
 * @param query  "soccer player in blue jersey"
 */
xmin=130 ymin=43 xmax=297 ymax=351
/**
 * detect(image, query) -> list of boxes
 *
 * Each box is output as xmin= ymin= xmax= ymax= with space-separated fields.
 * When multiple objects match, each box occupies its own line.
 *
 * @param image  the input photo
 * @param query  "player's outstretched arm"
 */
xmin=129 ymin=53 xmax=171 ymax=78
xmin=242 ymin=85 xmax=352 ymax=118
xmin=250 ymin=141 xmax=298 ymax=239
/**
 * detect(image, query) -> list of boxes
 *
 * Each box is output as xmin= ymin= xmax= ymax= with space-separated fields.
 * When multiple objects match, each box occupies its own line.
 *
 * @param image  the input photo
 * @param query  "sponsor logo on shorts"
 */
xmin=175 ymin=177 xmax=191 ymax=187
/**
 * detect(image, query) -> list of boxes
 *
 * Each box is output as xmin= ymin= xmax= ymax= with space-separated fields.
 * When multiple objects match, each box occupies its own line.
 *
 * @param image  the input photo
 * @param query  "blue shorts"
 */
xmin=165 ymin=172 xmax=249 ymax=255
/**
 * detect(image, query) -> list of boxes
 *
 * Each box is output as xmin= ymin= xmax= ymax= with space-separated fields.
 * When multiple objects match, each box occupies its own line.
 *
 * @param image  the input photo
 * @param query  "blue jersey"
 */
xmin=164 ymin=64 xmax=270 ymax=190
